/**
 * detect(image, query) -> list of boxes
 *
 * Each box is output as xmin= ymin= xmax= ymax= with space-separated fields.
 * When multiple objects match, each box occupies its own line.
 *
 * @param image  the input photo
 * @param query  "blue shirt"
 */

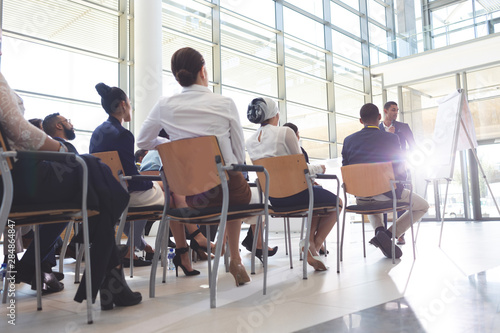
xmin=90 ymin=116 xmax=152 ymax=192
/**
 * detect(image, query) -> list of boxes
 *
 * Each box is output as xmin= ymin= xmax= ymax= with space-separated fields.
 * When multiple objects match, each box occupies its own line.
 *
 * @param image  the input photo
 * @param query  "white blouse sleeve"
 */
xmin=137 ymin=100 xmax=169 ymax=150
xmin=0 ymin=73 xmax=47 ymax=151
xmin=282 ymin=126 xmax=323 ymax=176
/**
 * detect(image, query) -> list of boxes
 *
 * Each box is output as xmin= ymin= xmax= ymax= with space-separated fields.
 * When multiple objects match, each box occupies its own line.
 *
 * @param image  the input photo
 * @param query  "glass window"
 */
xmin=283 ymin=7 xmax=325 ymax=48
xmin=285 ymin=38 xmax=326 ymax=79
xmin=285 ymin=72 xmax=327 ymax=109
xmin=3 ymin=0 xmax=119 ymax=57
xmin=477 ymin=144 xmax=500 ymax=219
xmin=368 ymin=0 xmax=387 ymax=25
xmin=334 ymin=85 xmax=365 ymax=118
xmin=2 ymin=37 xmax=118 ymax=102
xmin=302 ymin=140 xmax=331 ymax=160
xmin=286 ymin=0 xmax=324 ymax=18
xmin=331 ymin=2 xmax=361 ymax=37
xmin=162 ymin=0 xmax=213 ymax=42
xmin=333 ymin=59 xmax=365 ymax=92
xmin=332 ymin=31 xmax=362 ymax=64
xmin=221 ymin=13 xmax=277 ymax=63
xmin=468 ymin=98 xmax=500 ymax=141
xmin=369 ymin=22 xmax=389 ymax=51
xmin=221 ymin=49 xmax=278 ymax=97
xmin=336 ymin=114 xmax=363 ymax=144
xmin=220 ymin=0 xmax=276 ymax=27
xmin=286 ymin=103 xmax=329 ymax=141
xmin=340 ymin=0 xmax=359 ymax=11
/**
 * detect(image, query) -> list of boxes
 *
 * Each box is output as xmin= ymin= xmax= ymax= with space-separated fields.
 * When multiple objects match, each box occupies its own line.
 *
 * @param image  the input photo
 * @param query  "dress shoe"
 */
xmin=300 ymin=240 xmax=327 ymax=271
xmin=100 ymin=267 xmax=142 ymax=310
xmin=369 ymin=231 xmax=402 ymax=259
xmin=319 ymin=248 xmax=329 ymax=255
xmin=41 ymin=261 xmax=64 ymax=281
xmin=229 ymin=260 xmax=251 ymax=286
xmin=173 ymin=247 xmax=200 ymax=277
xmin=31 ymin=272 xmax=64 ymax=294
xmin=255 ymin=246 xmax=278 ymax=263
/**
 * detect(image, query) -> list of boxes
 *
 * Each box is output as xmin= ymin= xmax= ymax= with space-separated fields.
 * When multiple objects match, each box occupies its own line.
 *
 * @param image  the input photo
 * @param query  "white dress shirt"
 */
xmin=137 ymin=84 xmax=246 ymax=166
xmin=246 ymin=124 xmax=323 ymax=176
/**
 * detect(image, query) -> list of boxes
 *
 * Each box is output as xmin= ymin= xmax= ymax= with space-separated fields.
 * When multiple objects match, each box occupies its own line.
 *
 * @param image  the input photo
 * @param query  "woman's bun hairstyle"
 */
xmin=247 ymin=98 xmax=267 ymax=124
xmin=95 ymin=82 xmax=127 ymax=115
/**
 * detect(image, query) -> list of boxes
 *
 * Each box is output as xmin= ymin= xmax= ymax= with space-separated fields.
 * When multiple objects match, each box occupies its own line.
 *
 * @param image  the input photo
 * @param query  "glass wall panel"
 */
xmin=221 ymin=50 xmax=278 ymax=97
xmin=332 ymin=31 xmax=362 ymax=64
xmin=283 ymin=7 xmax=325 ymax=48
xmin=334 ymin=85 xmax=365 ymax=118
xmin=333 ymin=59 xmax=365 ymax=92
xmin=369 ymin=22 xmax=389 ymax=51
xmin=2 ymin=37 xmax=118 ymax=102
xmin=368 ymin=0 xmax=387 ymax=25
xmin=285 ymin=38 xmax=326 ymax=79
xmin=286 ymin=0 xmax=324 ymax=18
xmin=162 ymin=0 xmax=212 ymax=41
xmin=331 ymin=2 xmax=361 ymax=36
xmin=220 ymin=0 xmax=276 ymax=27
xmin=221 ymin=13 xmax=277 ymax=63
xmin=3 ymin=0 xmax=119 ymax=57
xmin=222 ymin=88 xmax=265 ymax=130
xmin=477 ymin=144 xmax=500 ymax=219
xmin=286 ymin=103 xmax=329 ymax=141
xmin=340 ymin=0 xmax=360 ymax=11
xmin=285 ymin=72 xmax=327 ymax=109
xmin=301 ymin=140 xmax=331 ymax=160
xmin=336 ymin=114 xmax=363 ymax=144
xmin=468 ymin=98 xmax=500 ymax=141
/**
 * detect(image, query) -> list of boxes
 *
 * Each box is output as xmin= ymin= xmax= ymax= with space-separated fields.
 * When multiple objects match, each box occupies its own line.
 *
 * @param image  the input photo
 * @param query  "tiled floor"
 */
xmin=1 ymin=220 xmax=500 ymax=333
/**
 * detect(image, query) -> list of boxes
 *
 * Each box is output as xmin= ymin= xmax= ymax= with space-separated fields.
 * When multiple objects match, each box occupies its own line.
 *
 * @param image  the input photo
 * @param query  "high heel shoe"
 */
xmin=255 ymin=246 xmax=278 ymax=263
xmin=100 ymin=266 xmax=142 ymax=310
xmin=299 ymin=240 xmax=328 ymax=271
xmin=229 ymin=260 xmax=251 ymax=286
xmin=189 ymin=229 xmax=215 ymax=260
xmin=173 ymin=247 xmax=200 ymax=277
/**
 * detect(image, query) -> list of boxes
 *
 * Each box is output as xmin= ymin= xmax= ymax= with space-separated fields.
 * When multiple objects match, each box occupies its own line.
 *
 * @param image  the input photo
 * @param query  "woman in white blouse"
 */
xmin=137 ymin=47 xmax=252 ymax=286
xmin=245 ymin=97 xmax=340 ymax=271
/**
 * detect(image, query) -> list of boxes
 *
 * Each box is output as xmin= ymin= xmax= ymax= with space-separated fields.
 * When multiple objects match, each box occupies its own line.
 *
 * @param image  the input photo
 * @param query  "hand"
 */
xmin=320 ymin=165 xmax=326 ymax=173
xmin=388 ymin=126 xmax=395 ymax=134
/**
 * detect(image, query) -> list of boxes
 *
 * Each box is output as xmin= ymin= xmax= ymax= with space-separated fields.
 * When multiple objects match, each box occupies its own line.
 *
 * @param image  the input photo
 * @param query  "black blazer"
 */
xmin=342 ymin=126 xmax=405 ymax=198
xmin=379 ymin=121 xmax=416 ymax=151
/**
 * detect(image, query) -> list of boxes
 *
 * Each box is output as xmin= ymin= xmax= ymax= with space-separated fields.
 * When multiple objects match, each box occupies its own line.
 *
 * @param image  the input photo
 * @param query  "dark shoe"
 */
xmin=100 ymin=267 xmax=142 ymax=310
xmin=255 ymin=246 xmax=278 ymax=263
xmin=397 ymin=235 xmax=406 ymax=245
xmin=116 ymin=244 xmax=129 ymax=261
xmin=189 ymin=229 xmax=214 ymax=260
xmin=122 ymin=257 xmax=152 ymax=268
xmin=241 ymin=228 xmax=253 ymax=252
xmin=41 ymin=261 xmax=64 ymax=281
xmin=168 ymin=239 xmax=176 ymax=248
xmin=369 ymin=231 xmax=402 ymax=259
xmin=319 ymin=248 xmax=329 ymax=255
xmin=173 ymin=247 xmax=200 ymax=277
xmin=31 ymin=272 xmax=64 ymax=294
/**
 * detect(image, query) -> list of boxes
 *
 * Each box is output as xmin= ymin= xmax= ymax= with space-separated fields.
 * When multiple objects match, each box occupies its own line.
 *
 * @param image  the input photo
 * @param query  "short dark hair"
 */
xmin=134 ymin=149 xmax=148 ymax=163
xmin=360 ymin=103 xmax=380 ymax=123
xmin=171 ymin=47 xmax=205 ymax=87
xmin=28 ymin=118 xmax=43 ymax=130
xmin=283 ymin=122 xmax=298 ymax=135
xmin=42 ymin=113 xmax=61 ymax=137
xmin=384 ymin=101 xmax=398 ymax=110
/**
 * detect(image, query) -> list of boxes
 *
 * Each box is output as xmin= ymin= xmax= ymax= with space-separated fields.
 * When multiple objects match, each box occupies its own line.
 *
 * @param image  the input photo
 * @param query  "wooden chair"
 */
xmin=340 ymin=162 xmax=415 ymax=264
xmin=0 ymin=128 xmax=96 ymax=324
xmin=149 ymin=136 xmax=270 ymax=308
xmin=252 ymin=154 xmax=341 ymax=277
xmin=92 ymin=151 xmax=166 ymax=277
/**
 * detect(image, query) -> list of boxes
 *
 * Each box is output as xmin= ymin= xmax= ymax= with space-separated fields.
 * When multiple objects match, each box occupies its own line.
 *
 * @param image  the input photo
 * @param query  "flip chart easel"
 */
xmin=424 ymin=89 xmax=500 ymax=246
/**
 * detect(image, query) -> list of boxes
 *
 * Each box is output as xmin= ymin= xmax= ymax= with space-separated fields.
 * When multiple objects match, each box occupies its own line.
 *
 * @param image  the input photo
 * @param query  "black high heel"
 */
xmin=255 ymin=246 xmax=278 ymax=263
xmin=100 ymin=266 xmax=142 ymax=310
xmin=241 ymin=227 xmax=278 ymax=262
xmin=189 ymin=229 xmax=214 ymax=260
xmin=173 ymin=247 xmax=200 ymax=277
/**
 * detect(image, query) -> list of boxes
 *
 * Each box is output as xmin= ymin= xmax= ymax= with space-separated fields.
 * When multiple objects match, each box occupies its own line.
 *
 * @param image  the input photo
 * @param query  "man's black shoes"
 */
xmin=369 ymin=230 xmax=402 ymax=259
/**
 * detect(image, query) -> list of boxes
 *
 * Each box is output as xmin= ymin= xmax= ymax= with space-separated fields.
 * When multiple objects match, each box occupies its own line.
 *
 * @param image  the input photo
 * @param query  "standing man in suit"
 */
xmin=379 ymin=101 xmax=416 ymax=245
xmin=342 ymin=103 xmax=429 ymax=259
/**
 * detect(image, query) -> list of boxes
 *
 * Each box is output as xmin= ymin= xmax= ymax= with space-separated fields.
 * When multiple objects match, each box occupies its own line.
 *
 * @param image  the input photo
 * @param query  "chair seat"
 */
xmin=9 ymin=202 xmax=99 ymax=225
xmin=125 ymin=205 xmax=164 ymax=220
xmin=346 ymin=201 xmax=409 ymax=215
xmin=167 ymin=203 xmax=265 ymax=224
xmin=270 ymin=203 xmax=337 ymax=217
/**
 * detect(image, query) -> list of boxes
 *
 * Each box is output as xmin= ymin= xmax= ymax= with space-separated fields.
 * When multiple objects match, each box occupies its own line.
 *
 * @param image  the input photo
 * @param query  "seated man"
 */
xmin=341 ymin=103 xmax=429 ymax=259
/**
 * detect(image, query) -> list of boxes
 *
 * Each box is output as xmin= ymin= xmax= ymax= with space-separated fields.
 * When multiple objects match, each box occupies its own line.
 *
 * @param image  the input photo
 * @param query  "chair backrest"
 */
xmin=0 ymin=123 xmax=13 ymax=173
xmin=340 ymin=162 xmax=395 ymax=197
xmin=92 ymin=151 xmax=124 ymax=184
xmin=156 ymin=136 xmax=225 ymax=196
xmin=252 ymin=154 xmax=308 ymax=198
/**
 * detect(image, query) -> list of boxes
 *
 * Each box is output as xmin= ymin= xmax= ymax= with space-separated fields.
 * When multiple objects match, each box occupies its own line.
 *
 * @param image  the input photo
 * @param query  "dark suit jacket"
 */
xmin=342 ymin=126 xmax=405 ymax=198
xmin=379 ymin=121 xmax=416 ymax=151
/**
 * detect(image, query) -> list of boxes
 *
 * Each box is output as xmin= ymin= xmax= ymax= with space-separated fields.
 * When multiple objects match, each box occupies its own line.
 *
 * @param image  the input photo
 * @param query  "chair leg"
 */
xmin=340 ymin=210 xmax=347 ymax=262
xmin=59 ymin=221 xmax=74 ymax=274
xmin=286 ymin=218 xmax=293 ymax=269
xmin=74 ymin=243 xmax=85 ymax=284
xmin=34 ymin=225 xmax=42 ymax=311
xmin=150 ymin=216 xmax=168 ymax=298
xmin=299 ymin=217 xmax=305 ymax=261
xmin=323 ymin=240 xmax=327 ymax=257
xmin=283 ymin=218 xmax=288 ymax=255
xmin=362 ymin=215 xmax=366 ymax=258
xmin=129 ymin=221 xmax=134 ymax=278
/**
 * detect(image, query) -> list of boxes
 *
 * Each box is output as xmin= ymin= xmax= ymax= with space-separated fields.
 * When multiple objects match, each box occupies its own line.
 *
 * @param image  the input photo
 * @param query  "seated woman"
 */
xmin=0 ymin=34 xmax=140 ymax=307
xmin=245 ymin=97 xmax=341 ymax=271
xmin=92 ymin=83 xmax=202 ymax=275
xmin=137 ymin=47 xmax=251 ymax=286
